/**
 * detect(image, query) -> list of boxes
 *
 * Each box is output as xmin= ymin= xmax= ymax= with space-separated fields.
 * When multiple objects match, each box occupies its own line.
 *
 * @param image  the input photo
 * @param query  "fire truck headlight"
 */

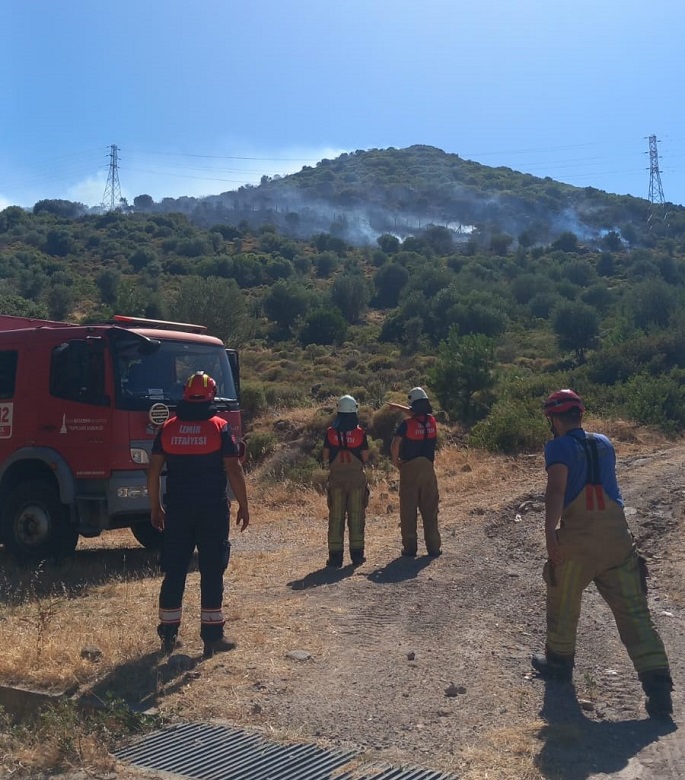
xmin=130 ymin=448 xmax=150 ymax=464
xmin=117 ymin=486 xmax=149 ymax=499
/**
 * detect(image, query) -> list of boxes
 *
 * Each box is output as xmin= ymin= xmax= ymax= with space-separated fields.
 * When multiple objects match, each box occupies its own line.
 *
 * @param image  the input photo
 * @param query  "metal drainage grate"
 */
xmin=115 ymin=722 xmax=457 ymax=780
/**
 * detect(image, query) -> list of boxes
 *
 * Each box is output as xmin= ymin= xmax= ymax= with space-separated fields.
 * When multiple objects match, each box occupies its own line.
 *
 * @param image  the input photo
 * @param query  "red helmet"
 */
xmin=544 ymin=389 xmax=585 ymax=417
xmin=183 ymin=371 xmax=217 ymax=402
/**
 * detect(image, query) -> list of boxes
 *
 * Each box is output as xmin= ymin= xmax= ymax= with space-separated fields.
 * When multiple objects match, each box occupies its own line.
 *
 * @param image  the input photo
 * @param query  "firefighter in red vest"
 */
xmin=147 ymin=371 xmax=250 ymax=659
xmin=532 ymin=389 xmax=673 ymax=718
xmin=322 ymin=395 xmax=369 ymax=567
xmin=389 ymin=387 xmax=442 ymax=558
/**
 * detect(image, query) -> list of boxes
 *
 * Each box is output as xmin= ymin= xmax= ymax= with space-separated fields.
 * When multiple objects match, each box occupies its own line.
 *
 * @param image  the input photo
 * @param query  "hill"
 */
xmin=135 ymin=145 xmax=685 ymax=248
xmin=1 ymin=143 xmax=685 ymax=457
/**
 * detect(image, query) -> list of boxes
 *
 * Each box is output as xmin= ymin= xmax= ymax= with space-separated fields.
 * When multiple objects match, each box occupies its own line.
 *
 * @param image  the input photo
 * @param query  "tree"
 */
xmin=313 ymin=233 xmax=347 ymax=256
xmin=373 ymin=263 xmax=409 ymax=308
xmin=263 ymin=281 xmax=313 ymax=333
xmin=18 ymin=269 xmax=45 ymax=299
xmin=47 ymin=284 xmax=74 ymax=320
xmin=129 ymin=247 xmax=157 ymax=272
xmin=299 ymin=307 xmax=347 ymax=346
xmin=489 ymin=233 xmax=513 ymax=256
xmin=0 ymin=206 xmax=27 ymax=232
xmin=597 ymin=253 xmax=615 ymax=277
xmin=96 ymin=269 xmax=121 ymax=305
xmin=265 ymin=257 xmax=294 ymax=282
xmin=45 ymin=229 xmax=74 ymax=257
xmin=116 ymin=281 xmax=166 ymax=319
xmin=428 ymin=328 xmax=496 ymax=424
xmin=330 ymin=273 xmax=369 ymax=323
xmin=0 ymin=293 xmax=48 ymax=318
xmin=314 ymin=251 xmax=339 ymax=278
xmin=377 ymin=234 xmax=400 ymax=254
xmin=551 ymin=301 xmax=600 ymax=362
xmin=552 ymin=232 xmax=579 ymax=253
xmin=626 ymin=279 xmax=676 ymax=331
xmin=174 ymin=276 xmax=254 ymax=347
xmin=33 ymin=199 xmax=84 ymax=218
xmin=601 ymin=231 xmax=622 ymax=252
xmin=563 ymin=259 xmax=595 ymax=287
xmin=133 ymin=194 xmax=154 ymax=209
xmin=422 ymin=225 xmax=454 ymax=255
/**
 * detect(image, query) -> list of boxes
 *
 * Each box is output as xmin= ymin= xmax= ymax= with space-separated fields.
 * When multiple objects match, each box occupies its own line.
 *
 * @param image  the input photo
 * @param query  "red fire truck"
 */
xmin=0 ymin=314 xmax=241 ymax=562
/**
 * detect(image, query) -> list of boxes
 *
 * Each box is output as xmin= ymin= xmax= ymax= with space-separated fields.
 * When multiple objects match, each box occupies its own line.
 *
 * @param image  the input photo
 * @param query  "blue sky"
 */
xmin=2 ymin=0 xmax=684 ymax=211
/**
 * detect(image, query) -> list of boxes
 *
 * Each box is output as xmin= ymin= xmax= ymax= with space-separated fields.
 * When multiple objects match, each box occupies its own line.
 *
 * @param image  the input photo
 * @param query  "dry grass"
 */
xmin=0 ymin=427 xmax=677 ymax=778
xmin=454 ymin=723 xmax=546 ymax=780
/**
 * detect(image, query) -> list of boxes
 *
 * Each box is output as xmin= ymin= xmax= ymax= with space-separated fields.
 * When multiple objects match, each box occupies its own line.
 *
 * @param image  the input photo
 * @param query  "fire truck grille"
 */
xmin=115 ymin=722 xmax=456 ymax=780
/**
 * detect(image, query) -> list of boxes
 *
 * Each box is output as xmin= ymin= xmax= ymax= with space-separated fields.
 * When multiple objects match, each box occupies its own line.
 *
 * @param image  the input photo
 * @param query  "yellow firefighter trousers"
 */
xmin=327 ymin=460 xmax=368 ymax=553
xmin=544 ymin=492 xmax=669 ymax=674
xmin=399 ymin=456 xmax=441 ymax=555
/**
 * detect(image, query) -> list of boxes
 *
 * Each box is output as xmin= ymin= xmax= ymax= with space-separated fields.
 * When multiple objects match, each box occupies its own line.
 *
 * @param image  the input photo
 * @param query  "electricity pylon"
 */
xmin=101 ymin=144 xmax=122 ymax=212
xmin=647 ymin=135 xmax=665 ymax=205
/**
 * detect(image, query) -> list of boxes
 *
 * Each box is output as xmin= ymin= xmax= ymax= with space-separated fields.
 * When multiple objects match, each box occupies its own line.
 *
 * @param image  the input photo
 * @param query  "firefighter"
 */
xmin=389 ymin=387 xmax=442 ymax=558
xmin=322 ymin=395 xmax=369 ymax=567
xmin=532 ymin=389 xmax=673 ymax=718
xmin=147 ymin=371 xmax=250 ymax=659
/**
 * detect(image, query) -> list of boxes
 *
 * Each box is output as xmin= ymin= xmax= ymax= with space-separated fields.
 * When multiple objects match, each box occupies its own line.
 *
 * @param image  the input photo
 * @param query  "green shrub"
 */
xmin=367 ymin=355 xmax=396 ymax=372
xmin=621 ymin=371 xmax=685 ymax=435
xmin=244 ymin=431 xmax=277 ymax=467
xmin=469 ymin=399 xmax=549 ymax=454
xmin=240 ymin=382 xmax=267 ymax=421
xmin=262 ymin=449 xmax=324 ymax=487
xmin=264 ymin=383 xmax=306 ymax=409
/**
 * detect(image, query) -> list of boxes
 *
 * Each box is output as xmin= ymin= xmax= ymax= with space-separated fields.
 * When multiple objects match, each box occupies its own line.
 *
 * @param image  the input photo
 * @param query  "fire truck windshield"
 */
xmin=113 ymin=339 xmax=237 ymax=410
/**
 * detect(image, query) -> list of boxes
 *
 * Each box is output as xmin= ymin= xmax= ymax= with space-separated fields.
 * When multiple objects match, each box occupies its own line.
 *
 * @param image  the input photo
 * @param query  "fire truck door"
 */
xmin=39 ymin=338 xmax=113 ymax=478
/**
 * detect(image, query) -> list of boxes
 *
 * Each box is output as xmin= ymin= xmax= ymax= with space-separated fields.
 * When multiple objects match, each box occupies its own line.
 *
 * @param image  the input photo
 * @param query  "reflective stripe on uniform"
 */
xmin=159 ymin=607 xmax=182 ymax=624
xmin=201 ymin=608 xmax=225 ymax=625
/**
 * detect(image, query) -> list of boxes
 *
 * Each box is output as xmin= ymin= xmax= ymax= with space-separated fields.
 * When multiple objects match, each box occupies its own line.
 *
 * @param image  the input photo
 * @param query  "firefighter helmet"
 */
xmin=337 ymin=394 xmax=359 ymax=413
xmin=408 ymin=387 xmax=429 ymax=403
xmin=183 ymin=371 xmax=217 ymax=402
xmin=543 ymin=389 xmax=585 ymax=416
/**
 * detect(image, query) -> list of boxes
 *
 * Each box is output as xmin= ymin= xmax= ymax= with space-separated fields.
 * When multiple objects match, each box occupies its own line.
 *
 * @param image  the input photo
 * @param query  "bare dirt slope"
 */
xmin=109 ymin=440 xmax=685 ymax=780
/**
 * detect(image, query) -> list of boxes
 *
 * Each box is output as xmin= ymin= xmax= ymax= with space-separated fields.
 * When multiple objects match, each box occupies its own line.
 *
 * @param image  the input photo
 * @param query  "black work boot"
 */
xmin=639 ymin=670 xmax=674 ymax=719
xmin=531 ymin=648 xmax=574 ymax=682
xmin=157 ymin=625 xmax=181 ymax=656
xmin=350 ymin=548 xmax=366 ymax=566
xmin=326 ymin=550 xmax=344 ymax=568
xmin=401 ymin=546 xmax=417 ymax=558
xmin=203 ymin=636 xmax=237 ymax=659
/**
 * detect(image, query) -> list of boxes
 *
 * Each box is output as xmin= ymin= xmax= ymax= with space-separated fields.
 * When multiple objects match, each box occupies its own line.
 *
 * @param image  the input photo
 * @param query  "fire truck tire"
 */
xmin=130 ymin=520 xmax=164 ymax=550
xmin=1 ymin=480 xmax=79 ymax=562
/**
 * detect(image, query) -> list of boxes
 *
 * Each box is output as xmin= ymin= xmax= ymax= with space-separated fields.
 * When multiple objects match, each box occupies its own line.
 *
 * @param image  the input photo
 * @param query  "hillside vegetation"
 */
xmin=2 ymin=146 xmax=685 ymax=475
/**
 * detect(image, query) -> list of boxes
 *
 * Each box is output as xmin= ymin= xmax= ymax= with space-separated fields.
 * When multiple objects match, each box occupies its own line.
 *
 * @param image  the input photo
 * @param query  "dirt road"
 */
xmin=121 ymin=441 xmax=684 ymax=779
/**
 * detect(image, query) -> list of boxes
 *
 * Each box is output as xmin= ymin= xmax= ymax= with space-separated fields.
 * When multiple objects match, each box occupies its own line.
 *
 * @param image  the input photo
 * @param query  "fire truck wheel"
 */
xmin=130 ymin=519 xmax=164 ymax=550
xmin=1 ymin=480 xmax=79 ymax=562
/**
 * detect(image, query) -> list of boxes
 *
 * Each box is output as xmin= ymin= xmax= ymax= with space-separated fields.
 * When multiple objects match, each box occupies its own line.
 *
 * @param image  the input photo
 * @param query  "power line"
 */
xmin=124 ymin=148 xmax=318 ymax=162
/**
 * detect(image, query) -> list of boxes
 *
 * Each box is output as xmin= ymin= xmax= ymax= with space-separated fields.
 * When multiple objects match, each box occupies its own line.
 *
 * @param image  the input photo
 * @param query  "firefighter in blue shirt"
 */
xmin=389 ymin=387 xmax=441 ymax=558
xmin=322 ymin=395 xmax=369 ymax=567
xmin=147 ymin=371 xmax=250 ymax=659
xmin=532 ymin=389 xmax=673 ymax=718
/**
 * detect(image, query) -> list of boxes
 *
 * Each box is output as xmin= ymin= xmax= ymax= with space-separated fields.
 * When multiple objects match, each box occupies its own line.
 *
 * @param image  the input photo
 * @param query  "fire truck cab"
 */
xmin=0 ymin=314 xmax=241 ymax=562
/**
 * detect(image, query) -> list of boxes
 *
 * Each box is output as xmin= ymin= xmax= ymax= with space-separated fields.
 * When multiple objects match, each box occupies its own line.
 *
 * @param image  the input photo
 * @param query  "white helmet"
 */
xmin=408 ymin=387 xmax=429 ymax=403
xmin=337 ymin=394 xmax=359 ymax=414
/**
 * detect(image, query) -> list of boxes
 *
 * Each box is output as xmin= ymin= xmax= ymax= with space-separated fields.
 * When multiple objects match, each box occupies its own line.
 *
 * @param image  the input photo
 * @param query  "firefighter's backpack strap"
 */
xmin=580 ymin=434 xmax=605 ymax=510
